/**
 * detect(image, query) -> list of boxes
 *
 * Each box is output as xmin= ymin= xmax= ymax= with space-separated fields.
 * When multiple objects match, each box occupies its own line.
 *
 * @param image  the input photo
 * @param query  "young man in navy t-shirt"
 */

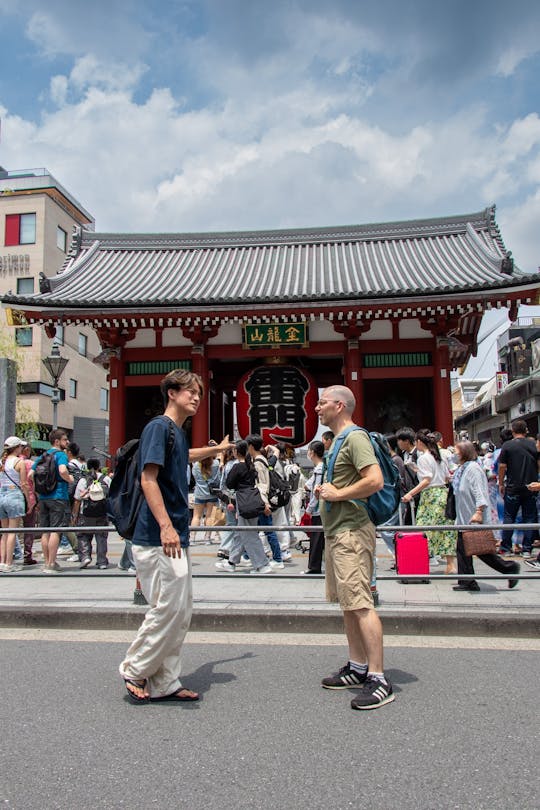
xmin=120 ymin=369 xmax=231 ymax=704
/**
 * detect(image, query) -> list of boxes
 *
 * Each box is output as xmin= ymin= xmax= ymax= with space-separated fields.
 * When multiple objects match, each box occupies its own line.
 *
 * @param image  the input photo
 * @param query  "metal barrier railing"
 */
xmin=0 ymin=522 xmax=538 ymax=581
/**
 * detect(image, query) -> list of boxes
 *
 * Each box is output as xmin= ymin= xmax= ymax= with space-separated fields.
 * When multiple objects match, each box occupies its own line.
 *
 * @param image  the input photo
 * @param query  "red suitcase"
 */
xmin=395 ymin=531 xmax=431 ymax=583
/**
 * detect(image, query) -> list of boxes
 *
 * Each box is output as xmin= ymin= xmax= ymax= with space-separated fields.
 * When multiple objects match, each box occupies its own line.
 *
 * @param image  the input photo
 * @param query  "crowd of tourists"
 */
xmin=2 ymin=416 xmax=540 ymax=579
xmin=0 ymin=430 xmax=121 ymax=574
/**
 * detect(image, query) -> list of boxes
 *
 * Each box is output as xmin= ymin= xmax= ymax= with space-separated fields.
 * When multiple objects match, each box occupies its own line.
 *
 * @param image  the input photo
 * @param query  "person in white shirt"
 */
xmin=402 ymin=431 xmax=457 ymax=574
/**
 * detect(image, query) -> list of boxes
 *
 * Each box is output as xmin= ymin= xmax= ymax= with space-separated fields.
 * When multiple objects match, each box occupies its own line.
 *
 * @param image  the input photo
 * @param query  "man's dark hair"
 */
xmin=49 ymin=428 xmax=67 ymax=444
xmin=246 ymin=434 xmax=263 ymax=451
xmin=396 ymin=427 xmax=416 ymax=444
xmin=68 ymin=442 xmax=80 ymax=457
xmin=87 ymin=457 xmax=101 ymax=471
xmin=160 ymin=369 xmax=204 ymax=409
xmin=309 ymin=440 xmax=325 ymax=459
xmin=500 ymin=428 xmax=513 ymax=444
xmin=511 ymin=419 xmax=528 ymax=435
xmin=321 ymin=431 xmax=334 ymax=442
xmin=385 ymin=434 xmax=398 ymax=453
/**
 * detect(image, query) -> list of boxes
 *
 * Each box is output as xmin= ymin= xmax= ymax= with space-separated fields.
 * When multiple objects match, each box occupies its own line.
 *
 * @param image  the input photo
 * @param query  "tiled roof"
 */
xmin=3 ymin=207 xmax=538 ymax=309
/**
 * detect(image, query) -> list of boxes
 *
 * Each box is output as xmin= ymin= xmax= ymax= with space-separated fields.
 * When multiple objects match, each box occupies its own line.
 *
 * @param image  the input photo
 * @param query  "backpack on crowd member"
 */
xmin=67 ymin=461 xmax=85 ymax=503
xmin=33 ymin=450 xmax=59 ymax=495
xmin=106 ymin=417 xmax=175 ymax=539
xmin=324 ymin=426 xmax=401 ymax=525
xmin=284 ymin=463 xmax=302 ymax=493
xmin=257 ymin=456 xmax=291 ymax=510
xmin=81 ymin=473 xmax=109 ymax=518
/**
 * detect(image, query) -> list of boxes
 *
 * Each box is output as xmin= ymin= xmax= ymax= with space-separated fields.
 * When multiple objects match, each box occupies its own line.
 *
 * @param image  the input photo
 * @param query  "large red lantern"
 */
xmin=236 ymin=365 xmax=319 ymax=447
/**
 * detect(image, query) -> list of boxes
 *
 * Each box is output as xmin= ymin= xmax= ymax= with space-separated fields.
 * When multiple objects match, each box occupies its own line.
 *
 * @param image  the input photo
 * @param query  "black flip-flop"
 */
xmin=124 ymin=678 xmax=150 ymax=705
xmin=150 ymin=688 xmax=199 ymax=702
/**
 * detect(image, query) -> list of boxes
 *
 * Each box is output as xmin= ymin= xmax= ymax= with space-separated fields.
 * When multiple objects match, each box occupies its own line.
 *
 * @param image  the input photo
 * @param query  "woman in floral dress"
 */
xmin=402 ymin=431 xmax=457 ymax=574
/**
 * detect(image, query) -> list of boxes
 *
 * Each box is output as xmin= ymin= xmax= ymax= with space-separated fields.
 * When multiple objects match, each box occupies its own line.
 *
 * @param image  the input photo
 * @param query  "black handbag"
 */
xmin=444 ymin=482 xmax=456 ymax=521
xmin=208 ymin=484 xmax=231 ymax=504
xmin=235 ymin=487 xmax=266 ymax=519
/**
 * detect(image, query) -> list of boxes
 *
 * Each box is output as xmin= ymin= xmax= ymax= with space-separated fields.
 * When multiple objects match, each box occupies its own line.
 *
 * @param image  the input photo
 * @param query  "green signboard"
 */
xmin=126 ymin=360 xmax=192 ymax=376
xmin=363 ymin=352 xmax=432 ymax=368
xmin=243 ymin=322 xmax=308 ymax=349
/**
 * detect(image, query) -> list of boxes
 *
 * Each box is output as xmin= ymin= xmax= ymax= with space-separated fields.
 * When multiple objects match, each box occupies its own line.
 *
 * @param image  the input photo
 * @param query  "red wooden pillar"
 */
xmin=345 ymin=338 xmax=365 ymax=426
xmin=190 ymin=344 xmax=209 ymax=446
xmin=108 ymin=354 xmax=126 ymax=454
xmin=433 ymin=338 xmax=454 ymax=445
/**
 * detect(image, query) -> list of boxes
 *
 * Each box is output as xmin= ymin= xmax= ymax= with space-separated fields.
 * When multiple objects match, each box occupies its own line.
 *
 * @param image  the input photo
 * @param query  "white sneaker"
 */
xmin=269 ymin=560 xmax=285 ymax=569
xmin=0 ymin=563 xmax=7 ymax=572
xmin=67 ymin=554 xmax=79 ymax=563
xmin=281 ymin=550 xmax=292 ymax=562
xmin=250 ymin=564 xmax=273 ymax=575
xmin=79 ymin=557 xmax=91 ymax=569
xmin=215 ymin=560 xmax=236 ymax=572
xmin=57 ymin=547 xmax=72 ymax=556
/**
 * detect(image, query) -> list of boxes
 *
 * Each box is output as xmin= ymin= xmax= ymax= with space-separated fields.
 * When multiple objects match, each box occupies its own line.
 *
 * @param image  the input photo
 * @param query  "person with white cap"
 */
xmin=0 ymin=436 xmax=29 ymax=572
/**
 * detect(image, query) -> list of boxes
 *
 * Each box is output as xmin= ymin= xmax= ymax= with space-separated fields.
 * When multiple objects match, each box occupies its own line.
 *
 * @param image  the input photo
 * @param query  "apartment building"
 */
xmin=0 ymin=167 xmax=108 ymax=454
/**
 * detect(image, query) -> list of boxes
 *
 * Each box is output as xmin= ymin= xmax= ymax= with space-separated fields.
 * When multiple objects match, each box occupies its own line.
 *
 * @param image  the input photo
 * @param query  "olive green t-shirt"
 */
xmin=320 ymin=429 xmax=378 ymax=535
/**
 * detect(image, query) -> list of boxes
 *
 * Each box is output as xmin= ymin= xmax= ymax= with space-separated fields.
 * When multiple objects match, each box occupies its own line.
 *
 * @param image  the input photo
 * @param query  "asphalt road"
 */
xmin=1 ymin=633 xmax=538 ymax=810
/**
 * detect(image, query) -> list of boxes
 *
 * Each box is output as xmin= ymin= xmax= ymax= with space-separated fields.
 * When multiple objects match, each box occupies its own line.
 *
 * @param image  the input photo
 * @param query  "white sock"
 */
xmin=349 ymin=660 xmax=368 ymax=674
xmin=367 ymin=671 xmax=388 ymax=685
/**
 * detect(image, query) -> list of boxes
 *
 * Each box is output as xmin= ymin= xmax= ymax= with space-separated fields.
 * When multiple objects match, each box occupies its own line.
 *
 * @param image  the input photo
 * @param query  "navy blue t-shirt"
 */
xmin=132 ymin=416 xmax=190 ymax=548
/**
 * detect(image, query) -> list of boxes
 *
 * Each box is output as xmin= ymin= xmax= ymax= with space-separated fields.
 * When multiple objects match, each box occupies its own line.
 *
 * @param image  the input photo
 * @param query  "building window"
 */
xmin=69 ymin=378 xmax=78 ymax=398
xmin=55 ymin=324 xmax=64 ymax=345
xmin=5 ymin=213 xmax=36 ymax=246
xmin=78 ymin=332 xmax=87 ymax=356
xmin=57 ymin=226 xmax=67 ymax=252
xmin=100 ymin=387 xmax=109 ymax=411
xmin=16 ymin=277 xmax=35 ymax=295
xmin=15 ymin=327 xmax=33 ymax=346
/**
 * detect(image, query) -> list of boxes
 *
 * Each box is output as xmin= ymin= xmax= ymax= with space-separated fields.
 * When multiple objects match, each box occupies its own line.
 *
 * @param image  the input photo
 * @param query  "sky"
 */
xmin=0 ymin=0 xmax=539 ymax=276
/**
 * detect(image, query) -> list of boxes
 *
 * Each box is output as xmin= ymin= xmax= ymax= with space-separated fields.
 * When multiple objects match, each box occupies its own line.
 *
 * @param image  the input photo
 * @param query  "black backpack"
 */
xmin=34 ymin=450 xmax=59 ymax=495
xmin=67 ymin=461 xmax=85 ymax=503
xmin=106 ymin=418 xmax=175 ymax=540
xmin=81 ymin=474 xmax=109 ymax=518
xmin=258 ymin=457 xmax=291 ymax=511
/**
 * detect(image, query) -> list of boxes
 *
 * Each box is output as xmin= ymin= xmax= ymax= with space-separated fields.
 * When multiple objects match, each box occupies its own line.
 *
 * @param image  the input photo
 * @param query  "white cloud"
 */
xmin=0 ymin=2 xmax=538 ymax=277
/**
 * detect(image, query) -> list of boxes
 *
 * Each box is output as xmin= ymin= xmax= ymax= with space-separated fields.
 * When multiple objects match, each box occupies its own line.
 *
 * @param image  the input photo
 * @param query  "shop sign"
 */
xmin=243 ymin=322 xmax=308 ymax=349
xmin=0 ymin=253 xmax=31 ymax=276
xmin=496 ymin=371 xmax=508 ymax=393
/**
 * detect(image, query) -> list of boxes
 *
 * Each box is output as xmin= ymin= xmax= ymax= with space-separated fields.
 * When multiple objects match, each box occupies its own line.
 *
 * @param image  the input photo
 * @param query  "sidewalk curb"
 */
xmin=0 ymin=605 xmax=538 ymax=637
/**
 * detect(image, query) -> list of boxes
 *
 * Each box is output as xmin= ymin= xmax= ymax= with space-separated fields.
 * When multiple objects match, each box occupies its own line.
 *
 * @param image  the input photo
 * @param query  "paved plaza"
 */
xmin=0 ymin=531 xmax=538 ymax=637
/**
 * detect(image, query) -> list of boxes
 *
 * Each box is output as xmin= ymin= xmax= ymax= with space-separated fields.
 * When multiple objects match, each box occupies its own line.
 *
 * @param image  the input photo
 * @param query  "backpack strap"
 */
xmin=152 ymin=415 xmax=176 ymax=459
xmin=323 ymin=425 xmax=370 ymax=513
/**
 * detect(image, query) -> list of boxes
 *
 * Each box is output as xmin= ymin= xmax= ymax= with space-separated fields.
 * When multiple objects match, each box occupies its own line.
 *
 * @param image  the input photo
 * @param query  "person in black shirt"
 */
xmin=498 ymin=420 xmax=540 ymax=555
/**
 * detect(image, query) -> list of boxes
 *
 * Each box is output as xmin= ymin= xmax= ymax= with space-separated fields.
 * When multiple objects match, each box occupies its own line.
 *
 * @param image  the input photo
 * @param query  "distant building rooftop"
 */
xmin=0 ymin=167 xmax=94 ymax=227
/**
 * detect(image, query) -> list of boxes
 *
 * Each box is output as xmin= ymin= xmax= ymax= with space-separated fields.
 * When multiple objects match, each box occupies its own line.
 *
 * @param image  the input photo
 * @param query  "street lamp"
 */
xmin=42 ymin=342 xmax=69 ymax=430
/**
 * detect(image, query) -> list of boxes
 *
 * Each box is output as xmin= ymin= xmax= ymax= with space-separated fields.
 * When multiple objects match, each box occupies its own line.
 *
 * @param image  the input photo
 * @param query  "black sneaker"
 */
xmin=350 ymin=676 xmax=395 ymax=710
xmin=321 ymin=663 xmax=367 ymax=689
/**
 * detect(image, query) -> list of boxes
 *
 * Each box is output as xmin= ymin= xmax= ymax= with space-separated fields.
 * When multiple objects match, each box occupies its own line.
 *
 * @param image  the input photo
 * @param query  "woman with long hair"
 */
xmin=191 ymin=443 xmax=220 ymax=543
xmin=215 ymin=440 xmax=272 ymax=573
xmin=216 ymin=446 xmax=239 ymax=560
xmin=453 ymin=440 xmax=520 ymax=591
xmin=0 ymin=436 xmax=29 ymax=572
xmin=402 ymin=430 xmax=457 ymax=574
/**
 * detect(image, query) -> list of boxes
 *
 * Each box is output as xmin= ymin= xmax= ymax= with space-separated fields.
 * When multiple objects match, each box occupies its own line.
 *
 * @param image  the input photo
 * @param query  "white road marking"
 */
xmin=0 ymin=627 xmax=538 ymax=650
